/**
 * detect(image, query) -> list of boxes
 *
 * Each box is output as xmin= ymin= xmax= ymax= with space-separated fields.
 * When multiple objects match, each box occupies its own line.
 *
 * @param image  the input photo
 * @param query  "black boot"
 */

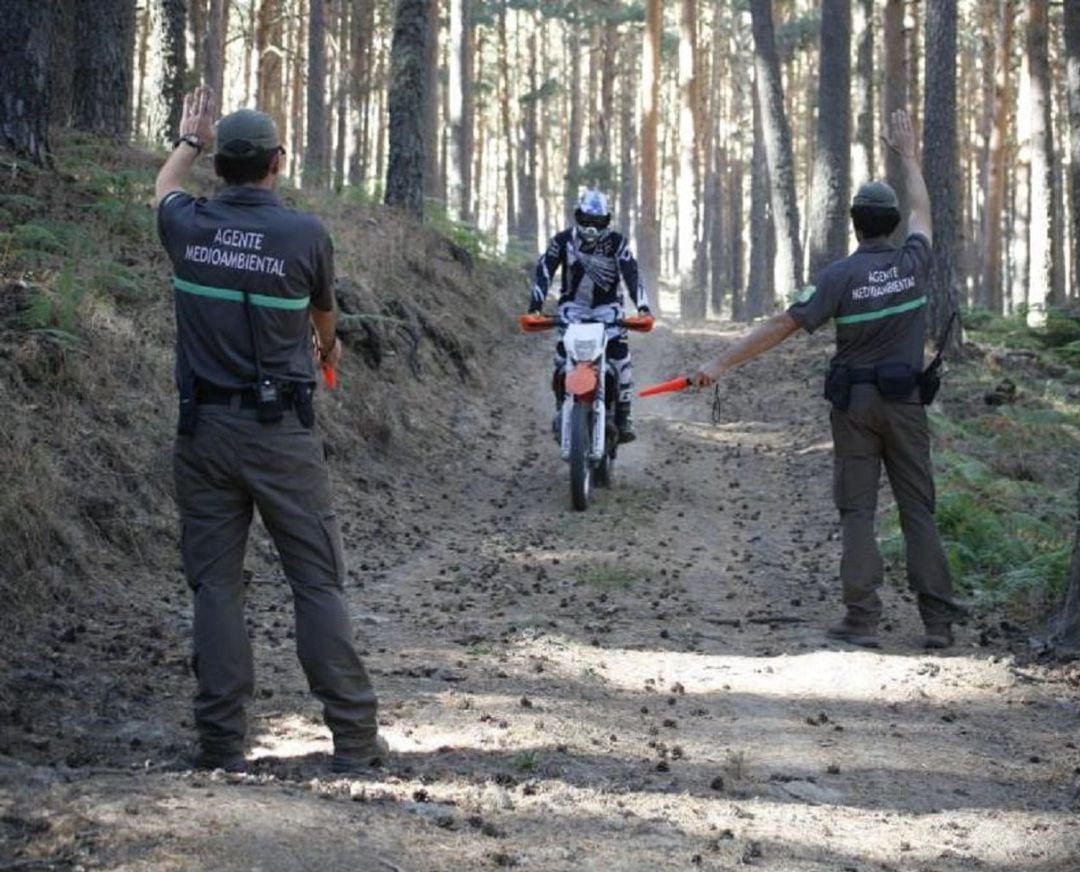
xmin=615 ymin=401 xmax=636 ymax=444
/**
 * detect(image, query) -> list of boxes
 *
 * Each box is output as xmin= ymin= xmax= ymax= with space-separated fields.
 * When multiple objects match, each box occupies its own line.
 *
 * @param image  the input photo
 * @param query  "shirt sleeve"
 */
xmin=531 ymin=234 xmax=565 ymax=311
xmin=897 ymin=232 xmax=933 ymax=282
xmin=310 ymin=226 xmax=335 ymax=312
xmin=786 ymin=266 xmax=844 ymax=334
xmin=156 ymin=191 xmax=196 ymax=264
xmin=616 ymin=236 xmax=649 ymax=310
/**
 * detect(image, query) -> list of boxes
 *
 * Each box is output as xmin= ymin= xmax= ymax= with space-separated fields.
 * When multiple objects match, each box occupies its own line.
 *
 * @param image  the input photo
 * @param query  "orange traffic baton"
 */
xmin=638 ymin=376 xmax=692 ymax=398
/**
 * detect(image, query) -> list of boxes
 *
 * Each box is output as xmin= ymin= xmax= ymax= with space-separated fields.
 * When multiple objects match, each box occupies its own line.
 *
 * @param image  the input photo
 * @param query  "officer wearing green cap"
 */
xmin=154 ymin=86 xmax=385 ymax=772
xmin=690 ymin=109 xmax=964 ymax=650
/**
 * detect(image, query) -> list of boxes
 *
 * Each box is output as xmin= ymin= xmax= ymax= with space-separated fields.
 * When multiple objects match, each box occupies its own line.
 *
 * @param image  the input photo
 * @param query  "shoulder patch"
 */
xmin=792 ymin=284 xmax=817 ymax=304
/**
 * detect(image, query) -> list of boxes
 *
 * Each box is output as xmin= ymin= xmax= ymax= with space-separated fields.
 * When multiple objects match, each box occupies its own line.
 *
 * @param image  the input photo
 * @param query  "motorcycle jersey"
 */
xmin=531 ymin=228 xmax=649 ymax=314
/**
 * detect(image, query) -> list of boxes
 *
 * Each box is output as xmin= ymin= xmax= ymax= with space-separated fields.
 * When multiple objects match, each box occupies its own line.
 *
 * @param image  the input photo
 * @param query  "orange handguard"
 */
xmin=624 ymin=314 xmax=656 ymax=332
xmin=519 ymin=313 xmax=558 ymax=333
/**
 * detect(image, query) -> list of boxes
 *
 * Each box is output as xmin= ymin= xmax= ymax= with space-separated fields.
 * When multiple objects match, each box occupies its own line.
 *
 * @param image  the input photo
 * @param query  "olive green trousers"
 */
xmin=174 ymin=403 xmax=377 ymax=756
xmin=829 ymin=386 xmax=960 ymax=629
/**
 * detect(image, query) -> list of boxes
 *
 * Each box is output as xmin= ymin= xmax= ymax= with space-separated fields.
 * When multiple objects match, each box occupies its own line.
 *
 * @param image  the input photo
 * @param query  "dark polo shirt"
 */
xmin=157 ymin=186 xmax=333 ymax=390
xmin=787 ymin=233 xmax=933 ymax=372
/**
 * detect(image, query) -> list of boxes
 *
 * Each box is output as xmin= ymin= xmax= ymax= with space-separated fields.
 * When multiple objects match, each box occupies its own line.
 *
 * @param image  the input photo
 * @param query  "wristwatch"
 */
xmin=174 ymin=133 xmax=203 ymax=153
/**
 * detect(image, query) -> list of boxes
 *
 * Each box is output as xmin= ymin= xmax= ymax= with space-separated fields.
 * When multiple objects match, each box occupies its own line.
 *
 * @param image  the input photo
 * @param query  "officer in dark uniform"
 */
xmin=154 ymin=86 xmax=384 ymax=772
xmin=691 ymin=110 xmax=963 ymax=650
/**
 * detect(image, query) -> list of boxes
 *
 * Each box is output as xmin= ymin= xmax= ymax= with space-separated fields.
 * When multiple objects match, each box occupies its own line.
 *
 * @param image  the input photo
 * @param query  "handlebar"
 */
xmin=519 ymin=313 xmax=655 ymax=333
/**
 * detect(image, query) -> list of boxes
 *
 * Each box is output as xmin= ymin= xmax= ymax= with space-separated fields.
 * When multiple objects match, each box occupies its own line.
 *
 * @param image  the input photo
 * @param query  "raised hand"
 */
xmin=180 ymin=86 xmax=217 ymax=147
xmin=884 ymin=109 xmax=916 ymax=160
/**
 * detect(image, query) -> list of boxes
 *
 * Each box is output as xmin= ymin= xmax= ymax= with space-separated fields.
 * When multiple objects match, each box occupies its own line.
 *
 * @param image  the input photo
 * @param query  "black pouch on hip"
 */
xmin=874 ymin=362 xmax=916 ymax=401
xmin=295 ymin=383 xmax=316 ymax=429
xmin=824 ymin=366 xmax=851 ymax=412
xmin=256 ymin=378 xmax=284 ymax=424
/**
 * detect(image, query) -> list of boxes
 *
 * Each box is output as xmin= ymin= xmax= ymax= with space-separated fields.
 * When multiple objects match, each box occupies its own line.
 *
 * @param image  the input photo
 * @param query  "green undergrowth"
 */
xmin=881 ymin=317 xmax=1080 ymax=621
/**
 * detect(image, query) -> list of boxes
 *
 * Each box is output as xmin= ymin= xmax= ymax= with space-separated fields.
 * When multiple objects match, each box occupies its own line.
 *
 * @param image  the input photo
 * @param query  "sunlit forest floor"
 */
xmin=1 ymin=136 xmax=1079 ymax=870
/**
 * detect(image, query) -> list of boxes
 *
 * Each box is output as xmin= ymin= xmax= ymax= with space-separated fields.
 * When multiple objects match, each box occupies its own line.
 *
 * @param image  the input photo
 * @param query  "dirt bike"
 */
xmin=520 ymin=311 xmax=654 ymax=511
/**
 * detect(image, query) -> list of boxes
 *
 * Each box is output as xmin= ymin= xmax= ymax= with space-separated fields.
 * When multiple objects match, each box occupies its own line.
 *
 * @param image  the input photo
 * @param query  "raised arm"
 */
xmin=884 ymin=109 xmax=932 ymax=245
xmin=154 ymin=86 xmax=217 ymax=207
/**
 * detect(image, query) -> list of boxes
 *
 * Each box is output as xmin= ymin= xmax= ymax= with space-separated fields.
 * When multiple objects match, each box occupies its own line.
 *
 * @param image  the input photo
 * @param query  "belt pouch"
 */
xmin=295 ymin=383 xmax=316 ymax=428
xmin=256 ymin=378 xmax=284 ymax=423
xmin=874 ymin=362 xmax=916 ymax=400
xmin=825 ymin=366 xmax=851 ymax=411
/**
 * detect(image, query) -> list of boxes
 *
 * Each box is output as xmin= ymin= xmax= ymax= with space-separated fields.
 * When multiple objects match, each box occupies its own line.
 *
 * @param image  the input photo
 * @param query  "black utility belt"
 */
xmin=197 ymin=384 xmax=297 ymax=409
xmin=825 ymin=362 xmax=941 ymax=411
xmin=190 ymin=379 xmax=315 ymax=428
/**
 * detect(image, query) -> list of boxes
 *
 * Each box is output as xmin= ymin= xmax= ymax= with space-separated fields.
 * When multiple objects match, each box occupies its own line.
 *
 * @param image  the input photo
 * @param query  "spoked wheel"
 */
xmin=569 ymin=401 xmax=592 ymax=510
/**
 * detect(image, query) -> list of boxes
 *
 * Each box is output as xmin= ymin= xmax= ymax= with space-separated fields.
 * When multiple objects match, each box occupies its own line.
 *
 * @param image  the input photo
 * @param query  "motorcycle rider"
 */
xmin=529 ymin=189 xmax=652 ymax=443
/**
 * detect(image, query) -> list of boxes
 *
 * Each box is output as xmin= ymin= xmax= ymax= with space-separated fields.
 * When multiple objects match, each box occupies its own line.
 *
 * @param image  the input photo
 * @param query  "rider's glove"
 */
xmin=638 ymin=306 xmax=651 ymax=316
xmin=528 ymin=304 xmax=542 ymax=315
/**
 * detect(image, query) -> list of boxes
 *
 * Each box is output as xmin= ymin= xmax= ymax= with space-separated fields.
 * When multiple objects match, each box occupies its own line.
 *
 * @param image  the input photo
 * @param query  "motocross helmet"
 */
xmin=574 ymin=189 xmax=611 ymax=244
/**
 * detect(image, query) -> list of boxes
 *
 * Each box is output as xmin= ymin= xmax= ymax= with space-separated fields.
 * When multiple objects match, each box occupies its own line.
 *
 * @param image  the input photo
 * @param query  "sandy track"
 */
xmin=2 ymin=319 xmax=1079 ymax=871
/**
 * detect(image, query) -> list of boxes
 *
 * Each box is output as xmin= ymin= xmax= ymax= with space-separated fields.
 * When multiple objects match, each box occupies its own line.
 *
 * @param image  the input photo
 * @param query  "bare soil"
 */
xmin=2 ymin=305 xmax=1079 ymax=871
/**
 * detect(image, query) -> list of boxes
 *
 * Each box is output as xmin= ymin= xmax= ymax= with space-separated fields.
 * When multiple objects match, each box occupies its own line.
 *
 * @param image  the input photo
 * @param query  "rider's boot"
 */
xmin=615 ymin=401 xmax=636 ymax=444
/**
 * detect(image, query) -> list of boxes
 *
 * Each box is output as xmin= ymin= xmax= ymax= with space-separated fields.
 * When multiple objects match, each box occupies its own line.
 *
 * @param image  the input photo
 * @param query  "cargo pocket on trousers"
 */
xmin=833 ymin=455 xmax=880 ymax=512
xmin=318 ymin=512 xmax=346 ymax=584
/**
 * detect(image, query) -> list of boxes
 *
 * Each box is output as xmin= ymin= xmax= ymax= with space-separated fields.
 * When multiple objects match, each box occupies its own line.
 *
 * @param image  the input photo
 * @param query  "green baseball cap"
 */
xmin=852 ymin=180 xmax=899 ymax=210
xmin=214 ymin=109 xmax=280 ymax=157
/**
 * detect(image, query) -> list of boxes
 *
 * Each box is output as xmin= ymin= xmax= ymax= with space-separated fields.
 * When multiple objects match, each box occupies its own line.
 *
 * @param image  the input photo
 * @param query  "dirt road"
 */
xmin=2 ymin=319 xmax=1079 ymax=871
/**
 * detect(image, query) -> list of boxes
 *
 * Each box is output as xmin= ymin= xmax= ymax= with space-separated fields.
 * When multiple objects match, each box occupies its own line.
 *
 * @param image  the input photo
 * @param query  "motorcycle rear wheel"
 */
xmin=569 ymin=402 xmax=592 ymax=510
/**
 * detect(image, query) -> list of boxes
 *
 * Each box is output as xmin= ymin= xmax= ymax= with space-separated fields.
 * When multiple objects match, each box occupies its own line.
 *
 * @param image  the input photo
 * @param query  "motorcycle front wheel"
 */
xmin=569 ymin=401 xmax=592 ymax=510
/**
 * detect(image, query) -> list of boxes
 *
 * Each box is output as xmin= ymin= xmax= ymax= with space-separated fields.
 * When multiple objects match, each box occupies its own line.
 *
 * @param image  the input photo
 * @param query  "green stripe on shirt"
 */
xmin=835 ymin=295 xmax=927 ymax=325
xmin=172 ymin=276 xmax=310 ymax=311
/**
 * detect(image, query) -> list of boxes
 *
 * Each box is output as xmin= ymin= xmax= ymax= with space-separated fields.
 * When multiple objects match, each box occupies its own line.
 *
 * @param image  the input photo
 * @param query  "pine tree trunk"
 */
xmin=497 ymin=1 xmax=516 ymax=238
xmin=1066 ymin=0 xmax=1080 ymax=301
xmin=677 ymin=0 xmax=702 ymax=318
xmin=290 ymin=0 xmax=307 ymax=178
xmin=618 ymin=30 xmax=637 ymax=237
xmin=334 ymin=0 xmax=349 ymax=191
xmin=750 ymin=0 xmax=803 ymax=297
xmin=303 ymin=0 xmax=329 ymax=187
xmin=422 ymin=0 xmax=441 ymax=202
xmin=747 ymin=78 xmax=770 ymax=321
xmin=566 ymin=26 xmax=583 ymax=225
xmin=599 ymin=9 xmax=618 ymax=172
xmin=448 ymin=0 xmax=465 ymax=219
xmin=349 ymin=0 xmax=374 ymax=189
xmin=134 ymin=3 xmax=151 ymax=140
xmin=48 ymin=1 xmax=75 ymax=127
xmin=883 ymin=0 xmax=909 ymax=235
xmin=161 ymin=0 xmax=187 ymax=143
xmin=1026 ymin=0 xmax=1058 ymax=326
xmin=517 ymin=11 xmax=540 ymax=250
xmin=385 ymin=0 xmax=428 ymax=217
xmin=203 ymin=0 xmax=225 ymax=100
xmin=851 ymin=0 xmax=874 ymax=186
xmin=923 ymin=0 xmax=960 ymax=352
xmin=639 ymin=0 xmax=662 ymax=302
xmin=908 ymin=0 xmax=921 ymax=139
xmin=72 ymin=0 xmax=136 ymax=139
xmin=257 ymin=0 xmax=287 ymax=143
xmin=1 ymin=0 xmax=53 ymax=165
xmin=979 ymin=0 xmax=1014 ymax=314
xmin=460 ymin=0 xmax=474 ymax=223
xmin=808 ymin=0 xmax=851 ymax=283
